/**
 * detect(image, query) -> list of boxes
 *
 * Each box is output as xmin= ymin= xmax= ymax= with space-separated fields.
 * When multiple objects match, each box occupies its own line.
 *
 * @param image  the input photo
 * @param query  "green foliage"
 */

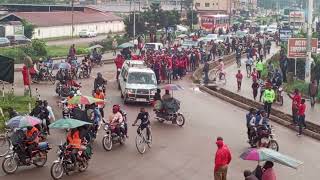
xmin=186 ymin=10 xmax=198 ymax=29
xmin=90 ymin=35 xmax=130 ymax=52
xmin=284 ymin=80 xmax=309 ymax=95
xmin=124 ymin=3 xmax=181 ymax=37
xmin=21 ymin=19 xmax=35 ymax=39
xmin=0 ymin=94 xmax=35 ymax=131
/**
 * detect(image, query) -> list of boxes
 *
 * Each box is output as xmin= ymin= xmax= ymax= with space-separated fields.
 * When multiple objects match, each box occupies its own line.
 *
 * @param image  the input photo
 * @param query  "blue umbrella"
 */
xmin=6 ymin=116 xmax=41 ymax=128
xmin=58 ymin=62 xmax=71 ymax=69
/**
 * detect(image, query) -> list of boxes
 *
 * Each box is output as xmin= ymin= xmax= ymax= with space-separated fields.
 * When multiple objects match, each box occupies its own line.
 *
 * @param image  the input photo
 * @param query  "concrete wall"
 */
xmin=33 ymin=20 xmax=125 ymax=39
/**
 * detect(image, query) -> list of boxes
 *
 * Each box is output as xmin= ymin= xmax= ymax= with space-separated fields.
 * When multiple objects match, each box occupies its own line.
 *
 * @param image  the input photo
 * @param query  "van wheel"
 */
xmin=120 ymin=91 xmax=124 ymax=99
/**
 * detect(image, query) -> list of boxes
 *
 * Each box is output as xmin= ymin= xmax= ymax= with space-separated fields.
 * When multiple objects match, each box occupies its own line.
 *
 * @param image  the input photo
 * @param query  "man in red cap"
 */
xmin=214 ymin=137 xmax=232 ymax=180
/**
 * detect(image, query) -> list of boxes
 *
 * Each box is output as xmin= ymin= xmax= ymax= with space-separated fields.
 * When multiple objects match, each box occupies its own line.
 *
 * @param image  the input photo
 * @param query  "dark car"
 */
xmin=0 ymin=37 xmax=10 ymax=47
xmin=6 ymin=35 xmax=31 ymax=45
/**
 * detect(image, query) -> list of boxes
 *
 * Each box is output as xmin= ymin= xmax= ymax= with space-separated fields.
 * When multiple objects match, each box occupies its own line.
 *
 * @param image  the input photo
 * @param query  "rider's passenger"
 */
xmin=25 ymin=126 xmax=40 ymax=158
xmin=108 ymin=105 xmax=124 ymax=137
xmin=154 ymin=89 xmax=162 ymax=101
xmin=66 ymin=128 xmax=81 ymax=167
xmin=132 ymin=107 xmax=151 ymax=142
xmin=162 ymin=89 xmax=172 ymax=101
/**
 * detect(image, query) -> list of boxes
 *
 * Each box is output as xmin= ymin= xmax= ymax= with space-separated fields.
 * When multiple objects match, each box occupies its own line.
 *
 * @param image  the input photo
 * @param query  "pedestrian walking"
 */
xmin=203 ymin=60 xmax=209 ymax=85
xmin=297 ymin=99 xmax=307 ymax=136
xmin=112 ymin=39 xmax=118 ymax=56
xmin=252 ymin=80 xmax=259 ymax=100
xmin=214 ymin=137 xmax=232 ymax=180
xmin=261 ymin=161 xmax=276 ymax=180
xmin=236 ymin=70 xmax=243 ymax=91
xmin=309 ymin=80 xmax=318 ymax=108
xmin=251 ymin=68 xmax=258 ymax=82
xmin=288 ymin=89 xmax=301 ymax=125
xmin=244 ymin=170 xmax=259 ymax=180
xmin=262 ymin=83 xmax=275 ymax=117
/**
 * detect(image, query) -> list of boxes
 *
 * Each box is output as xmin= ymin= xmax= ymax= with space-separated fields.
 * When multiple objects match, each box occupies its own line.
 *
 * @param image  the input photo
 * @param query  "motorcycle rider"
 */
xmin=132 ymin=107 xmax=151 ymax=142
xmin=162 ymin=89 xmax=172 ymax=101
xmin=253 ymin=110 xmax=270 ymax=147
xmin=30 ymin=100 xmax=50 ymax=135
xmin=94 ymin=72 xmax=107 ymax=93
xmin=107 ymin=105 xmax=124 ymax=137
xmin=94 ymin=87 xmax=105 ymax=119
xmin=66 ymin=128 xmax=81 ymax=168
xmin=92 ymin=48 xmax=102 ymax=63
xmin=25 ymin=126 xmax=40 ymax=161
xmin=246 ymin=108 xmax=256 ymax=142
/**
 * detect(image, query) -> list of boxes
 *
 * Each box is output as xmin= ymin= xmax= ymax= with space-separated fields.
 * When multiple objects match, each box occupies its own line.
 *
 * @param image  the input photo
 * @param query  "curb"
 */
xmin=199 ymin=85 xmax=320 ymax=141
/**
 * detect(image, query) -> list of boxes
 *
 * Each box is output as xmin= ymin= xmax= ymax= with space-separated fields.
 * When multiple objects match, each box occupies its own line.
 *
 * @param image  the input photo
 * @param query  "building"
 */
xmin=195 ymin=0 xmax=234 ymax=15
xmin=0 ymin=10 xmax=124 ymax=39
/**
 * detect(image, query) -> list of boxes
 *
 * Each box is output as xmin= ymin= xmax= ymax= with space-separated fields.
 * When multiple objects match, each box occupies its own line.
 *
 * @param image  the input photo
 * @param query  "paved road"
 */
xmin=1 ymin=64 xmax=319 ymax=179
xmin=222 ymin=44 xmax=320 ymax=126
xmin=46 ymin=34 xmax=112 ymax=46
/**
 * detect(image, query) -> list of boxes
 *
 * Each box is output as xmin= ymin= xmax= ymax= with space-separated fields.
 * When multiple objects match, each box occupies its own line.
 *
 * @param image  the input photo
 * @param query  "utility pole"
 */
xmin=191 ymin=0 xmax=194 ymax=30
xmin=71 ymin=0 xmax=74 ymax=38
xmin=133 ymin=0 xmax=136 ymax=41
xmin=306 ymin=0 xmax=313 ymax=83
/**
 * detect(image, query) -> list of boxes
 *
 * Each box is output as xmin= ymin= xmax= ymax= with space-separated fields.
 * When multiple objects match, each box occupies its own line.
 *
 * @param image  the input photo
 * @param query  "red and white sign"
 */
xmin=287 ymin=38 xmax=318 ymax=58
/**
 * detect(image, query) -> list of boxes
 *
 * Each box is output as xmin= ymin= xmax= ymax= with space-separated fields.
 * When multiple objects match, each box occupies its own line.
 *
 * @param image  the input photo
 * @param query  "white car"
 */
xmin=199 ymin=34 xmax=218 ymax=43
xmin=119 ymin=61 xmax=157 ymax=104
xmin=266 ymin=25 xmax=278 ymax=35
xmin=79 ymin=30 xmax=97 ymax=38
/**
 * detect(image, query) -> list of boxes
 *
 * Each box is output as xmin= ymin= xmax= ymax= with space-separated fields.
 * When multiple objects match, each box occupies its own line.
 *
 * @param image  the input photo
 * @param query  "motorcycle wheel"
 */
xmin=49 ymin=74 xmax=56 ymax=85
xmin=268 ymin=140 xmax=279 ymax=151
xmin=0 ymin=137 xmax=11 ymax=157
xmin=176 ymin=114 xmax=185 ymax=127
xmin=50 ymin=161 xmax=64 ymax=180
xmin=78 ymin=159 xmax=88 ymax=172
xmin=2 ymin=155 xmax=18 ymax=174
xmin=33 ymin=152 xmax=47 ymax=167
xmin=119 ymin=134 xmax=126 ymax=145
xmin=157 ymin=118 xmax=165 ymax=123
xmin=102 ymin=135 xmax=112 ymax=151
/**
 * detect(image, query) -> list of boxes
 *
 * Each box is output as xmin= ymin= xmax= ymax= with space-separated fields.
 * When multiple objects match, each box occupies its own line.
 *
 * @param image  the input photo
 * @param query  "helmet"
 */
xmin=112 ymin=104 xmax=120 ymax=113
xmin=97 ymin=72 xmax=102 ymax=78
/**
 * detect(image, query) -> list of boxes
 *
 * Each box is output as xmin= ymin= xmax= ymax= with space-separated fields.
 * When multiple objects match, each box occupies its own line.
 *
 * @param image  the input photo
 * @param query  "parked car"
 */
xmin=79 ymin=29 xmax=97 ymax=38
xmin=0 ymin=37 xmax=10 ymax=47
xmin=6 ymin=35 xmax=31 ymax=45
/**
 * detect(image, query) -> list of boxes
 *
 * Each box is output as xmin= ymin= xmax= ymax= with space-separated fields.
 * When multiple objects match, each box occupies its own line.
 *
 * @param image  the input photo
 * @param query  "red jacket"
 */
xmin=214 ymin=140 xmax=232 ymax=172
xmin=114 ymin=56 xmax=124 ymax=69
xmin=22 ymin=66 xmax=30 ymax=86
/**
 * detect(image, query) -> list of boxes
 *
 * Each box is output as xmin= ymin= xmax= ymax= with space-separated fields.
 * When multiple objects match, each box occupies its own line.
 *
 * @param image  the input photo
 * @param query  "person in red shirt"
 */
xmin=236 ymin=70 xmax=243 ymax=91
xmin=297 ymin=99 xmax=306 ymax=136
xmin=251 ymin=68 xmax=258 ymax=82
xmin=288 ymin=89 xmax=302 ymax=125
xmin=114 ymin=54 xmax=125 ymax=80
xmin=214 ymin=137 xmax=232 ymax=180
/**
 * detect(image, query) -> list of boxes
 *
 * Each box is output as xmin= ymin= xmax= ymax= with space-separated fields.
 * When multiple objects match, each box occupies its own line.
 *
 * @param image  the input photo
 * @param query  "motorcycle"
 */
xmin=78 ymin=64 xmax=90 ymax=79
xmin=92 ymin=84 xmax=106 ymax=96
xmin=155 ymin=110 xmax=185 ymax=127
xmin=248 ymin=126 xmax=279 ymax=151
xmin=50 ymin=142 xmax=92 ymax=180
xmin=90 ymin=54 xmax=103 ymax=67
xmin=276 ymin=86 xmax=284 ymax=106
xmin=2 ymin=136 xmax=51 ymax=174
xmin=102 ymin=123 xmax=126 ymax=151
xmin=56 ymin=81 xmax=81 ymax=97
xmin=31 ymin=67 xmax=56 ymax=84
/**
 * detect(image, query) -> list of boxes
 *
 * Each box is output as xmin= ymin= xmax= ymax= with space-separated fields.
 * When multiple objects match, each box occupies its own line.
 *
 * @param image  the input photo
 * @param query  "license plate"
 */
xmin=136 ymin=98 xmax=145 ymax=102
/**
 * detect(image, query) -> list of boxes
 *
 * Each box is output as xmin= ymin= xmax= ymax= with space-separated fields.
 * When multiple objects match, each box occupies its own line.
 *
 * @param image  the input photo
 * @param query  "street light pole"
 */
xmin=71 ymin=0 xmax=74 ymax=38
xmin=133 ymin=0 xmax=136 ymax=41
xmin=191 ymin=0 xmax=194 ymax=30
xmin=306 ymin=0 xmax=313 ymax=83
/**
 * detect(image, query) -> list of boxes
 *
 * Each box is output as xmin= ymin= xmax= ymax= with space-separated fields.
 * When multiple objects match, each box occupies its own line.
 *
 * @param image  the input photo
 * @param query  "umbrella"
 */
xmin=49 ymin=118 xmax=92 ymax=129
xmin=87 ymin=44 xmax=103 ymax=50
xmin=240 ymin=148 xmax=303 ymax=169
xmin=58 ymin=62 xmax=71 ymax=69
xmin=159 ymin=84 xmax=184 ymax=91
xmin=118 ymin=42 xmax=134 ymax=49
xmin=177 ymin=34 xmax=188 ymax=38
xmin=68 ymin=95 xmax=104 ymax=105
xmin=6 ymin=116 xmax=41 ymax=128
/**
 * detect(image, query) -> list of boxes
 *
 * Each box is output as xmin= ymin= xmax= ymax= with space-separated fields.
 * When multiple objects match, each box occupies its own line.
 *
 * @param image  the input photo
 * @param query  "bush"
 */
xmin=284 ymin=80 xmax=309 ymax=95
xmin=77 ymin=47 xmax=89 ymax=55
xmin=90 ymin=35 xmax=130 ymax=52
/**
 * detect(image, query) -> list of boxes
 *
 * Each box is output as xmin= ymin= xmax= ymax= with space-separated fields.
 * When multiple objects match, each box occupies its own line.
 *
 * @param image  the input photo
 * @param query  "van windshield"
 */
xmin=128 ymin=72 xmax=157 ymax=85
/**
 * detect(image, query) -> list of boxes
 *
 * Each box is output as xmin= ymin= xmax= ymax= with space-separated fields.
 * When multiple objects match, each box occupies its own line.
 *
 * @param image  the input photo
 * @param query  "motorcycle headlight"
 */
xmin=104 ymin=124 xmax=109 ymax=131
xmin=125 ymin=89 xmax=134 ymax=94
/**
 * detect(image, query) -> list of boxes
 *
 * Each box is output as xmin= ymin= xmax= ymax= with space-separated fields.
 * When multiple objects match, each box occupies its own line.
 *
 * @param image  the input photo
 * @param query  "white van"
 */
xmin=143 ymin=43 xmax=164 ymax=51
xmin=119 ymin=64 xmax=157 ymax=104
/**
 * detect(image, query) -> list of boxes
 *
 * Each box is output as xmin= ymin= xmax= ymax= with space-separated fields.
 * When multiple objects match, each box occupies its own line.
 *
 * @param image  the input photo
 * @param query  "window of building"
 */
xmin=205 ymin=3 xmax=210 ymax=7
xmin=212 ymin=3 xmax=215 ymax=6
xmin=196 ymin=3 xmax=200 ymax=7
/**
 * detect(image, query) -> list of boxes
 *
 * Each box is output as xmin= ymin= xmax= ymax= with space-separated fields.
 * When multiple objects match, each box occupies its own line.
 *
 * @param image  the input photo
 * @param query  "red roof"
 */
xmin=12 ymin=11 xmax=122 ymax=27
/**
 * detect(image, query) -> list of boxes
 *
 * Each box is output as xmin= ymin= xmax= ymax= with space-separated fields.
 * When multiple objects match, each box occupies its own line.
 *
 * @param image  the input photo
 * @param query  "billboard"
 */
xmin=287 ymin=38 xmax=318 ymax=58
xmin=279 ymin=29 xmax=293 ymax=42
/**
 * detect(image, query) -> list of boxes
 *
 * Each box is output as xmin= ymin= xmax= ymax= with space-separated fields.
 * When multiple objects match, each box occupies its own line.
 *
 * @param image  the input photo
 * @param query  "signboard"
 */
xmin=288 ymin=38 xmax=318 ymax=58
xmin=279 ymin=28 xmax=293 ymax=42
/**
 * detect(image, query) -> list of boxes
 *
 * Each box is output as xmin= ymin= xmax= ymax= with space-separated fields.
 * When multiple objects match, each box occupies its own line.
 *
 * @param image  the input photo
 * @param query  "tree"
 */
xmin=186 ymin=10 xmax=198 ymax=29
xmin=21 ymin=20 xmax=35 ymax=39
xmin=124 ymin=13 xmax=146 ymax=37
